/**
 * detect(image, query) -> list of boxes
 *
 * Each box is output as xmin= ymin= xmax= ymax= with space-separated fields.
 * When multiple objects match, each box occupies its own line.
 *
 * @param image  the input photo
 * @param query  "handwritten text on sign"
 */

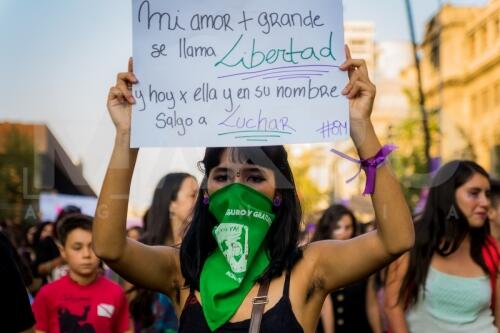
xmin=131 ymin=0 xmax=348 ymax=147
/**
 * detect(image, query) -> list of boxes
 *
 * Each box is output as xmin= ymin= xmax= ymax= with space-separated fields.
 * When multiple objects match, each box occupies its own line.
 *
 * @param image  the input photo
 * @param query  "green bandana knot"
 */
xmin=200 ymin=183 xmax=275 ymax=331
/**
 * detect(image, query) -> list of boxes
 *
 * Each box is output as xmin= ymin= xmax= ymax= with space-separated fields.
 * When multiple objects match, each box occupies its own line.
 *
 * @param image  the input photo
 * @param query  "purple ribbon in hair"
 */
xmin=330 ymin=144 xmax=397 ymax=195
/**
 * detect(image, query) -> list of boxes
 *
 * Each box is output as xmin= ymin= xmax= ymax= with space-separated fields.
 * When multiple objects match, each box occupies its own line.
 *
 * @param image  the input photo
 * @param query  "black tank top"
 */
xmin=179 ymin=270 xmax=304 ymax=332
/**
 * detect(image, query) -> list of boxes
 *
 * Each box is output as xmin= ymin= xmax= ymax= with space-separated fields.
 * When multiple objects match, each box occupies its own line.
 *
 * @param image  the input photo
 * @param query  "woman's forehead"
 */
xmin=212 ymin=151 xmax=272 ymax=173
xmin=338 ymin=214 xmax=353 ymax=225
xmin=216 ymin=147 xmax=276 ymax=169
xmin=212 ymin=162 xmax=269 ymax=173
xmin=461 ymin=173 xmax=490 ymax=189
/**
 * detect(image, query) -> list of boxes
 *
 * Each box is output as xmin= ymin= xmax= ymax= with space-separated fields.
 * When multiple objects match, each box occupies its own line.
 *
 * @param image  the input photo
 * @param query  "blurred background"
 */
xmin=0 ymin=0 xmax=498 ymax=231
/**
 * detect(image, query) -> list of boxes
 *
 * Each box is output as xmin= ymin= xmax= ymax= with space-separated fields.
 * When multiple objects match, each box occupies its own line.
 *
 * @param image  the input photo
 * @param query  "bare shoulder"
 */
xmin=301 ymin=239 xmax=344 ymax=262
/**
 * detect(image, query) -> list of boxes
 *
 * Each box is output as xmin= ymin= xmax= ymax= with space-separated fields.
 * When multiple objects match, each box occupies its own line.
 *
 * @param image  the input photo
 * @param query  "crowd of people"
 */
xmin=4 ymin=171 xmax=499 ymax=333
xmin=2 ymin=48 xmax=500 ymax=333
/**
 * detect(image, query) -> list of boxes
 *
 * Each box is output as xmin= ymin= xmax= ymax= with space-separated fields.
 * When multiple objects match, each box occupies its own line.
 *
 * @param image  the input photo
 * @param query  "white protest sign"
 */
xmin=131 ymin=0 xmax=349 ymax=147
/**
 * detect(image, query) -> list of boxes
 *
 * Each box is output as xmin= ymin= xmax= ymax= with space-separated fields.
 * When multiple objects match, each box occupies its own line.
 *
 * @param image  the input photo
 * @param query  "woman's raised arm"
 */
xmin=305 ymin=46 xmax=414 ymax=293
xmin=93 ymin=59 xmax=182 ymax=297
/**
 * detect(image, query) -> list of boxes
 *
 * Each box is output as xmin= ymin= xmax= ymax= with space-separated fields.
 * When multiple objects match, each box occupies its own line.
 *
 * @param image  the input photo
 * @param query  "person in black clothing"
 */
xmin=0 ymin=230 xmax=35 ymax=333
xmin=32 ymin=221 xmax=63 ymax=284
xmin=312 ymin=204 xmax=382 ymax=333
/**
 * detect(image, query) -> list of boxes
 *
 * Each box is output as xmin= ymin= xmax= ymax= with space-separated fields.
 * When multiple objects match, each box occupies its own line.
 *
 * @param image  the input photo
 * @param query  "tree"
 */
xmin=0 ymin=127 xmax=38 ymax=225
xmin=387 ymin=89 xmax=439 ymax=210
xmin=404 ymin=0 xmax=432 ymax=171
xmin=287 ymin=146 xmax=329 ymax=222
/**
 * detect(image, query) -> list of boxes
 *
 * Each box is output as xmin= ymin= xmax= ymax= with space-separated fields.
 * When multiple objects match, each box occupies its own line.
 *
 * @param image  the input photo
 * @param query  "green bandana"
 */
xmin=200 ymin=183 xmax=275 ymax=331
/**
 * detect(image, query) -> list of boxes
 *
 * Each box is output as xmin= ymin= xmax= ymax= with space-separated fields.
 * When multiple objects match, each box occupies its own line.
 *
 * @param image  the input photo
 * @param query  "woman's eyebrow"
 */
xmin=212 ymin=167 xmax=230 ymax=173
xmin=467 ymin=186 xmax=489 ymax=191
xmin=243 ymin=167 xmax=265 ymax=173
xmin=212 ymin=166 xmax=265 ymax=173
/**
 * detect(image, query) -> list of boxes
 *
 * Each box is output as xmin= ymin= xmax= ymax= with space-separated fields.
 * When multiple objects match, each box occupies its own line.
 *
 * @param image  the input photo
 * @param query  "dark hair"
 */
xmin=358 ymin=220 xmax=376 ymax=235
xmin=130 ymin=173 xmax=194 ymax=328
xmin=56 ymin=214 xmax=93 ymax=246
xmin=54 ymin=205 xmax=82 ymax=240
xmin=311 ymin=204 xmax=357 ymax=241
xmin=399 ymin=160 xmax=491 ymax=307
xmin=180 ymin=146 xmax=303 ymax=289
xmin=142 ymin=208 xmax=150 ymax=231
xmin=55 ymin=205 xmax=82 ymax=223
xmin=1 ymin=230 xmax=33 ymax=287
xmin=491 ymin=179 xmax=500 ymax=208
xmin=33 ymin=221 xmax=53 ymax=248
xmin=23 ymin=223 xmax=37 ymax=247
xmin=141 ymin=173 xmax=194 ymax=246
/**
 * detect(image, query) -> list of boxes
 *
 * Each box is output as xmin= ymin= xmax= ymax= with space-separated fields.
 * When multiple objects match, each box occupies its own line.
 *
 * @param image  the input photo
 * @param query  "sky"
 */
xmin=0 ymin=0 xmax=489 ymax=212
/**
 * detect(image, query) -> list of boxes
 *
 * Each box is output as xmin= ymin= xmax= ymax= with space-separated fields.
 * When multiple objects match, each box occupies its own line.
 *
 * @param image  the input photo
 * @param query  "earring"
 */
xmin=272 ymin=196 xmax=282 ymax=207
xmin=203 ymin=193 xmax=209 ymax=205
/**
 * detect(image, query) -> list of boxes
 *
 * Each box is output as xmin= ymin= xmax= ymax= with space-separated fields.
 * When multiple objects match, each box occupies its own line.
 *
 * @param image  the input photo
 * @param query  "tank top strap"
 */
xmin=182 ymin=286 xmax=199 ymax=313
xmin=283 ymin=270 xmax=291 ymax=298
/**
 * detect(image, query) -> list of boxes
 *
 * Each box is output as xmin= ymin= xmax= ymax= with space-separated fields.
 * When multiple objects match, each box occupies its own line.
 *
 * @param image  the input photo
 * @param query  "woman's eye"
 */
xmin=214 ymin=174 xmax=228 ymax=182
xmin=248 ymin=175 xmax=265 ymax=183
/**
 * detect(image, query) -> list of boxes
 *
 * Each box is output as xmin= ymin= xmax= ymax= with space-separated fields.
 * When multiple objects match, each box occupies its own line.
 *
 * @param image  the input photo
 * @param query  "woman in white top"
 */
xmin=384 ymin=160 xmax=499 ymax=333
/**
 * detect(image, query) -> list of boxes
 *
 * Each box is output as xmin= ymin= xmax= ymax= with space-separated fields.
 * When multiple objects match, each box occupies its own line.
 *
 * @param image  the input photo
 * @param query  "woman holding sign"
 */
xmin=93 ymin=46 xmax=414 ymax=333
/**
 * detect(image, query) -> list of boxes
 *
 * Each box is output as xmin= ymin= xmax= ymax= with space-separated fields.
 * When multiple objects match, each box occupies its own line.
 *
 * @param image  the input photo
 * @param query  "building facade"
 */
xmin=419 ymin=0 xmax=500 ymax=175
xmin=344 ymin=21 xmax=376 ymax=78
xmin=0 ymin=122 xmax=95 ymax=223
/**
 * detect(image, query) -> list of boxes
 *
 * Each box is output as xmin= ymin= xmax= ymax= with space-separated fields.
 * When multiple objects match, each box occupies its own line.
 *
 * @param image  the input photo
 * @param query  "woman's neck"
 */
xmin=169 ymin=218 xmax=184 ymax=246
xmin=446 ymin=234 xmax=470 ymax=258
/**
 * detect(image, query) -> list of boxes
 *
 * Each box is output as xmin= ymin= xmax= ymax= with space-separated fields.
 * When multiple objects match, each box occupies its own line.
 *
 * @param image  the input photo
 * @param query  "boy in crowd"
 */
xmin=32 ymin=214 xmax=130 ymax=333
xmin=489 ymin=179 xmax=500 ymax=243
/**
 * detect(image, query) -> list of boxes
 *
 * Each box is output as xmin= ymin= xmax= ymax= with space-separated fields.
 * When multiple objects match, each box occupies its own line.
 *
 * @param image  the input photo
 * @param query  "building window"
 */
xmin=495 ymin=16 xmax=500 ymax=40
xmin=495 ymin=81 xmax=500 ymax=107
xmin=350 ymin=39 xmax=365 ymax=46
xmin=482 ymin=88 xmax=490 ymax=112
xmin=469 ymin=33 xmax=476 ymax=58
xmin=471 ymin=93 xmax=478 ymax=115
xmin=430 ymin=38 xmax=440 ymax=70
xmin=480 ymin=25 xmax=487 ymax=50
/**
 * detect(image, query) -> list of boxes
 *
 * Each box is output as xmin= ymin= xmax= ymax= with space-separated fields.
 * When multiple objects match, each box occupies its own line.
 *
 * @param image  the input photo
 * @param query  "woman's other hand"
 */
xmin=107 ymin=58 xmax=138 ymax=134
xmin=340 ymin=45 xmax=376 ymax=123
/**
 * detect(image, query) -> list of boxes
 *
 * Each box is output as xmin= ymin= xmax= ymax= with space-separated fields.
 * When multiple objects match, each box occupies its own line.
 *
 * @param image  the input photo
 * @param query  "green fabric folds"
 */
xmin=200 ymin=183 xmax=275 ymax=331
